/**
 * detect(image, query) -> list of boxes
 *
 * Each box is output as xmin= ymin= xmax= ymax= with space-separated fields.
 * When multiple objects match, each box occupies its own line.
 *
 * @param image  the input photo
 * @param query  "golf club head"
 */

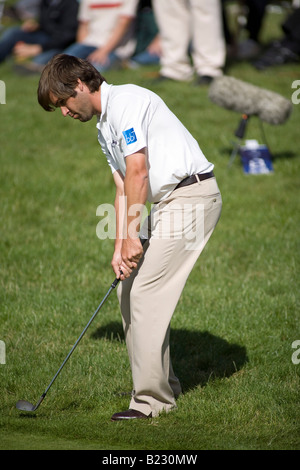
xmin=16 ymin=400 xmax=37 ymax=411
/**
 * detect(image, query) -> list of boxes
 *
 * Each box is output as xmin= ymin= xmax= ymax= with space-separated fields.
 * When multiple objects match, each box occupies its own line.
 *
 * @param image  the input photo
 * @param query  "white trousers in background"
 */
xmin=153 ymin=0 xmax=226 ymax=81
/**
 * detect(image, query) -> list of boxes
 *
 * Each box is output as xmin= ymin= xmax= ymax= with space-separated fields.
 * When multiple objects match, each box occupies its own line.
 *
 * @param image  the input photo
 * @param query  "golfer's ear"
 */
xmin=77 ymin=79 xmax=85 ymax=91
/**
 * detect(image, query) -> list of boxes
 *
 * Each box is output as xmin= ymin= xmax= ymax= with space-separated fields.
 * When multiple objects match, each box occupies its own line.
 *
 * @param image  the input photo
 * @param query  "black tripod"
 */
xmin=229 ymin=114 xmax=271 ymax=168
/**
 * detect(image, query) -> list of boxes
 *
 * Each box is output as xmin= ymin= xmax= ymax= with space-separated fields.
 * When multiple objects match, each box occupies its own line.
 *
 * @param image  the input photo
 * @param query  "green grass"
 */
xmin=0 ymin=9 xmax=299 ymax=450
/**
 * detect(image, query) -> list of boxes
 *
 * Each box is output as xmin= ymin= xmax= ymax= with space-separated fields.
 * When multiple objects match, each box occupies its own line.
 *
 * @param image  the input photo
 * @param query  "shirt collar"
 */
xmin=97 ymin=81 xmax=112 ymax=128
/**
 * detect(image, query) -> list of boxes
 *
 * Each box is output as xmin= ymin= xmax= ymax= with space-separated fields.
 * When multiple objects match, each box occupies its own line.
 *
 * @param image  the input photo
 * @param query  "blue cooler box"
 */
xmin=240 ymin=143 xmax=274 ymax=174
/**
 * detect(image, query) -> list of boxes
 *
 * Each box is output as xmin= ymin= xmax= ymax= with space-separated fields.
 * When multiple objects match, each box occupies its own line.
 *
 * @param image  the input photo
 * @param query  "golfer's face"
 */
xmin=51 ymin=86 xmax=94 ymax=122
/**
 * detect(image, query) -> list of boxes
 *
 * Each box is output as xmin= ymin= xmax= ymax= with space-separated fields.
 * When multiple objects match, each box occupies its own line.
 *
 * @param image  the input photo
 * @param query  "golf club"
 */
xmin=16 ymin=237 xmax=148 ymax=413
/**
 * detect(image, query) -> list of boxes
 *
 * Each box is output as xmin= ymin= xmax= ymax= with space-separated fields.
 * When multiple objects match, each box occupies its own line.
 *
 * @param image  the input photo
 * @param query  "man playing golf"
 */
xmin=38 ymin=54 xmax=222 ymax=420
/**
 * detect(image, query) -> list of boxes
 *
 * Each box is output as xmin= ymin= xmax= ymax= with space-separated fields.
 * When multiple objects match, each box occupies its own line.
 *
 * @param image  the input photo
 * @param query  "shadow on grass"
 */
xmin=171 ymin=329 xmax=248 ymax=390
xmin=91 ymin=322 xmax=248 ymax=391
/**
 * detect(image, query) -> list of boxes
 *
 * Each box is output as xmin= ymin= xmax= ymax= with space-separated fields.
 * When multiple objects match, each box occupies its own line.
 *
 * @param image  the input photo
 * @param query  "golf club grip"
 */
xmin=111 ymin=277 xmax=121 ymax=288
xmin=111 ymin=237 xmax=148 ymax=289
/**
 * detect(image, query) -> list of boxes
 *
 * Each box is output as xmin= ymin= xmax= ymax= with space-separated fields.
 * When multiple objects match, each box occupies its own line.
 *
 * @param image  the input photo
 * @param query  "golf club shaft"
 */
xmin=38 ymin=238 xmax=148 ymax=401
xmin=41 ymin=278 xmax=120 ymax=400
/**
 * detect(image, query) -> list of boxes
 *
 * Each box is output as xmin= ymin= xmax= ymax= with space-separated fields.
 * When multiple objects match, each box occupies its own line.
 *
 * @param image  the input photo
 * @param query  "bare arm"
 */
xmin=76 ymin=21 xmax=89 ymax=43
xmin=111 ymin=149 xmax=148 ymax=280
xmin=111 ymin=170 xmax=125 ymax=278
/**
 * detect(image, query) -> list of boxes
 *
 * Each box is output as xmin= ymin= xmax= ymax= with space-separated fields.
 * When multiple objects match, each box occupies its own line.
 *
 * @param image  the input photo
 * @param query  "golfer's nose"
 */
xmin=61 ymin=106 xmax=69 ymax=117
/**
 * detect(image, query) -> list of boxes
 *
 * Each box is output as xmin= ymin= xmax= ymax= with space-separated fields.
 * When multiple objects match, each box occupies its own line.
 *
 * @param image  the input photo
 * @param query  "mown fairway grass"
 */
xmin=0 ymin=8 xmax=299 ymax=450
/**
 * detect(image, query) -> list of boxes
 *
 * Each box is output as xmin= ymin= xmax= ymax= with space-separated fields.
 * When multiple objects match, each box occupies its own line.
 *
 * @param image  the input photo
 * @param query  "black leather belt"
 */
xmin=175 ymin=171 xmax=214 ymax=190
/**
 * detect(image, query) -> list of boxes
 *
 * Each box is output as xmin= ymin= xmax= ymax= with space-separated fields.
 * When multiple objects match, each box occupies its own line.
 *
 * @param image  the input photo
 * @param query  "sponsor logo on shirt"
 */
xmin=122 ymin=128 xmax=137 ymax=145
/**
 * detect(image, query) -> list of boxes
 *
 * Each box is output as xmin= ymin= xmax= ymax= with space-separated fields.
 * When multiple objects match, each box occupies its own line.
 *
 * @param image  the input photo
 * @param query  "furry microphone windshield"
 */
xmin=208 ymin=75 xmax=292 ymax=125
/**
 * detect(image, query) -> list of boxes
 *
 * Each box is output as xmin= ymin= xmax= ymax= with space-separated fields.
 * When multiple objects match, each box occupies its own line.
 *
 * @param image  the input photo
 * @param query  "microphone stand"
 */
xmin=229 ymin=114 xmax=273 ymax=169
xmin=229 ymin=114 xmax=249 ymax=168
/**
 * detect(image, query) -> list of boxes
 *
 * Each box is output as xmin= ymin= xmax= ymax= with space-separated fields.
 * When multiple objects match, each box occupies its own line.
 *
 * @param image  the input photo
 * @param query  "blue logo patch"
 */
xmin=122 ymin=128 xmax=137 ymax=145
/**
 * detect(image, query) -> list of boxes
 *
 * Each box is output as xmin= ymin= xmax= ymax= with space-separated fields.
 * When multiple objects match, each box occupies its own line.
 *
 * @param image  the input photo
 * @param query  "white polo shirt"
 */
xmin=97 ymin=82 xmax=214 ymax=203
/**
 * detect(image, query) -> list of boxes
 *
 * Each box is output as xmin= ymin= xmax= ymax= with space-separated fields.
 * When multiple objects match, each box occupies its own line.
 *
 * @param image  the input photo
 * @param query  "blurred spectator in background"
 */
xmin=221 ymin=0 xmax=269 ymax=61
xmin=63 ymin=0 xmax=139 ymax=72
xmin=8 ymin=0 xmax=41 ymax=21
xmin=129 ymin=0 xmax=161 ymax=68
xmin=0 ymin=0 xmax=79 ymax=69
xmin=235 ymin=0 xmax=269 ymax=60
xmin=152 ymin=0 xmax=225 ymax=85
xmin=254 ymin=7 xmax=300 ymax=70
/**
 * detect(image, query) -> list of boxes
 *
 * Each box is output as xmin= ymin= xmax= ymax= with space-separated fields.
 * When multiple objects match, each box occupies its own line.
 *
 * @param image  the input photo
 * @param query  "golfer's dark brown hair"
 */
xmin=38 ymin=54 xmax=106 ymax=112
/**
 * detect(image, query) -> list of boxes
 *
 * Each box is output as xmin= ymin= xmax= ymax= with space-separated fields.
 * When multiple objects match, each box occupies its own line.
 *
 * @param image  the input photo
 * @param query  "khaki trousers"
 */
xmin=117 ymin=177 xmax=222 ymax=416
xmin=153 ymin=0 xmax=225 ymax=81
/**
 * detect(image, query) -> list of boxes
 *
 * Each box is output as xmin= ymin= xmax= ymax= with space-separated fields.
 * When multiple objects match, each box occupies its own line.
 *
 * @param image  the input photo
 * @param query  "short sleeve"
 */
xmin=78 ymin=0 xmax=91 ymax=22
xmin=109 ymin=92 xmax=150 ymax=157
